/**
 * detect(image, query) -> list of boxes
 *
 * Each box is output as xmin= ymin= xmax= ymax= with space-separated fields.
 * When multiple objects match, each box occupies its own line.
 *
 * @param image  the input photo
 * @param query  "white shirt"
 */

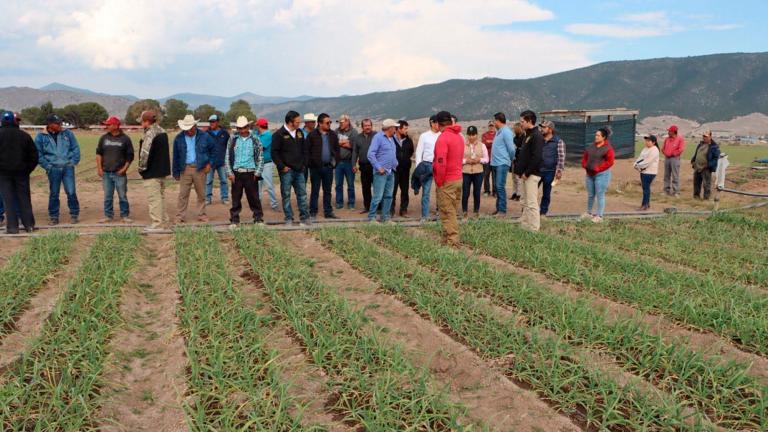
xmin=284 ymin=124 xmax=296 ymax=138
xmin=415 ymin=130 xmax=440 ymax=164
xmin=634 ymin=145 xmax=660 ymax=175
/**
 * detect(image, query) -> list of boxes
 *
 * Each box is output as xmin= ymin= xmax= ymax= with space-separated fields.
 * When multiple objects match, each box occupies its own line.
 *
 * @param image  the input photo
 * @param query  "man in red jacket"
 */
xmin=433 ymin=111 xmax=464 ymax=246
xmin=662 ymin=125 xmax=685 ymax=197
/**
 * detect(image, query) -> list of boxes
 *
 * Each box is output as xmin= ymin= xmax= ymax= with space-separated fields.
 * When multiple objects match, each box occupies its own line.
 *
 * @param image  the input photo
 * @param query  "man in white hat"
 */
xmin=225 ymin=116 xmax=264 ymax=226
xmin=366 ymin=119 xmax=399 ymax=223
xmin=302 ymin=113 xmax=317 ymax=137
xmin=172 ymin=114 xmax=214 ymax=223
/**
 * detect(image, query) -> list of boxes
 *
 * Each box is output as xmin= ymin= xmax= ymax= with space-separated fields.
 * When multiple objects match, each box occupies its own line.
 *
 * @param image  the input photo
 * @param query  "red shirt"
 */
xmin=581 ymin=142 xmax=615 ymax=177
xmin=481 ymin=130 xmax=495 ymax=154
xmin=433 ymin=125 xmax=464 ymax=187
xmin=662 ymin=135 xmax=685 ymax=158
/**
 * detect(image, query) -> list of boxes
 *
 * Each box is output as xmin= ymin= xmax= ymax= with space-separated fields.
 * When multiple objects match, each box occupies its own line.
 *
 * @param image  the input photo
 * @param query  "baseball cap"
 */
xmin=102 ymin=116 xmax=121 ymax=126
xmin=539 ymin=120 xmax=555 ymax=130
xmin=45 ymin=113 xmax=63 ymax=124
xmin=643 ymin=134 xmax=658 ymax=143
xmin=382 ymin=119 xmax=399 ymax=128
xmin=435 ymin=111 xmax=452 ymax=124
xmin=429 ymin=115 xmax=438 ymax=124
xmin=208 ymin=114 xmax=220 ymax=122
xmin=1 ymin=111 xmax=14 ymax=123
xmin=467 ymin=125 xmax=478 ymax=135
xmin=256 ymin=118 xmax=269 ymax=127
xmin=668 ymin=125 xmax=678 ymax=133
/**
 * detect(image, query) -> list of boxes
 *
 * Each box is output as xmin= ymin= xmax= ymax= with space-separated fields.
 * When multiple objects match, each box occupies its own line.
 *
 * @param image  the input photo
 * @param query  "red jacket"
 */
xmin=433 ymin=125 xmax=464 ymax=187
xmin=662 ymin=135 xmax=685 ymax=158
xmin=581 ymin=142 xmax=615 ymax=177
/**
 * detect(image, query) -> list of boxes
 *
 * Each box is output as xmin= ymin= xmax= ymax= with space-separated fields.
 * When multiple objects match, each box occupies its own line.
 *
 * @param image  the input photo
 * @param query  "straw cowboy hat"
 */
xmin=235 ymin=116 xmax=251 ymax=128
xmin=303 ymin=113 xmax=318 ymax=122
xmin=178 ymin=114 xmax=198 ymax=131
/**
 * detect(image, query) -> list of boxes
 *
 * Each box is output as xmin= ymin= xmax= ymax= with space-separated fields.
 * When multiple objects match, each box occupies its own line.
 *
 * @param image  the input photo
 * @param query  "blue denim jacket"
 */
xmin=34 ymin=129 xmax=81 ymax=171
xmin=172 ymin=130 xmax=214 ymax=178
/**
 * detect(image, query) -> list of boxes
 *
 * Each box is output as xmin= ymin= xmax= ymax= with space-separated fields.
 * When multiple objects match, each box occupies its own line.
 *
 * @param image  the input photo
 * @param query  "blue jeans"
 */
xmin=641 ymin=173 xmax=656 ymax=207
xmin=369 ymin=171 xmax=395 ymax=221
xmin=206 ymin=165 xmax=229 ymax=202
xmin=46 ymin=165 xmax=79 ymax=219
xmin=492 ymin=165 xmax=509 ymax=213
xmin=334 ymin=160 xmax=355 ymax=208
xmin=538 ymin=170 xmax=556 ymax=215
xmin=420 ymin=174 xmax=433 ymax=219
xmin=103 ymin=172 xmax=129 ymax=218
xmin=586 ymin=170 xmax=611 ymax=217
xmin=279 ymin=168 xmax=309 ymax=222
xmin=310 ymin=165 xmax=334 ymax=216
xmin=258 ymin=161 xmax=279 ymax=209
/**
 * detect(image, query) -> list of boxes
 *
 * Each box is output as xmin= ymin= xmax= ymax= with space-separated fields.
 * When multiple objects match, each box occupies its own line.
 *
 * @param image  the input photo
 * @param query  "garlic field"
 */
xmin=1 ymin=212 xmax=767 ymax=431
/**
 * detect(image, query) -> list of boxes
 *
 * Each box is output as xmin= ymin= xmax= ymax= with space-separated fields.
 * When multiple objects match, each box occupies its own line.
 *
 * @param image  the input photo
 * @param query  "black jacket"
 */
xmin=139 ymin=132 xmax=171 ymax=179
xmin=272 ymin=126 xmax=308 ymax=172
xmin=306 ymin=129 xmax=340 ymax=168
xmin=0 ymin=125 xmax=38 ymax=175
xmin=395 ymin=134 xmax=414 ymax=167
xmin=514 ymin=127 xmax=544 ymax=177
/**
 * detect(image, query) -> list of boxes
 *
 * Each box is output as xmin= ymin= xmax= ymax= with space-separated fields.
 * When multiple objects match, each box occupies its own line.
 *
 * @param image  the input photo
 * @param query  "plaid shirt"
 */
xmin=556 ymin=138 xmax=565 ymax=172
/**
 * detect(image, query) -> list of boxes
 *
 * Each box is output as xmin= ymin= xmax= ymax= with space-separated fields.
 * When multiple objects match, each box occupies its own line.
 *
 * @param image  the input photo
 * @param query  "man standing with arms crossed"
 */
xmin=515 ymin=110 xmax=544 ymax=232
xmin=96 ymin=116 xmax=134 ymax=223
xmin=205 ymin=114 xmax=230 ymax=205
xmin=392 ymin=120 xmax=414 ymax=217
xmin=272 ymin=111 xmax=310 ymax=226
xmin=335 ymin=114 xmax=358 ymax=210
xmin=432 ymin=111 xmax=464 ymax=246
xmin=662 ymin=125 xmax=685 ymax=198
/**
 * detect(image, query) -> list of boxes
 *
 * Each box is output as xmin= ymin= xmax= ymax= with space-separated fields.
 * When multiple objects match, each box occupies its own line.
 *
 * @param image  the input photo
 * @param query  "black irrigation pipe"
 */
xmin=2 ymin=200 xmax=765 ymax=237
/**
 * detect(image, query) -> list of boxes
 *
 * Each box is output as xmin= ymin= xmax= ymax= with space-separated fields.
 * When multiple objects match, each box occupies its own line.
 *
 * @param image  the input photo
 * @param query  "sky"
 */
xmin=1 ymin=0 xmax=765 ymax=99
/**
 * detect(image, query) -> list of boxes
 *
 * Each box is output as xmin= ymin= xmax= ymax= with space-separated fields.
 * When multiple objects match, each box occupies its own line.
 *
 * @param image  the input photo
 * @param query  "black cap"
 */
xmin=643 ymin=134 xmax=657 ymax=143
xmin=467 ymin=125 xmax=478 ymax=135
xmin=45 ymin=113 xmax=63 ymax=124
xmin=435 ymin=111 xmax=452 ymax=124
xmin=429 ymin=115 xmax=438 ymax=123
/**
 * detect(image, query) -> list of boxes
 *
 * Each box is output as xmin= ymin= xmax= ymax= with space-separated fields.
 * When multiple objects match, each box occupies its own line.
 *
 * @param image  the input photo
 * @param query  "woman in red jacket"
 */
xmin=581 ymin=127 xmax=614 ymax=223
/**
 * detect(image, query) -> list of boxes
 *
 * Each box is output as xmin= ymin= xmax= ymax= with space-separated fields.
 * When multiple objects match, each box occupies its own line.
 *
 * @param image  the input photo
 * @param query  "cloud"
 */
xmin=0 ymin=0 xmax=594 ymax=96
xmin=704 ymin=24 xmax=743 ymax=31
xmin=566 ymin=10 xmax=675 ymax=38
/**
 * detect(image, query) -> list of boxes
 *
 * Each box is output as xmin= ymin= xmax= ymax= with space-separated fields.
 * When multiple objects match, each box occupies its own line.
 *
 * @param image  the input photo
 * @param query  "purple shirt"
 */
xmin=367 ymin=131 xmax=399 ymax=173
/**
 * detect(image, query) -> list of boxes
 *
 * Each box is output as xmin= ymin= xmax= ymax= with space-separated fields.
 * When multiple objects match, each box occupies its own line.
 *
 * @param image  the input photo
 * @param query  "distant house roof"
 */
xmin=542 ymin=109 xmax=639 ymax=121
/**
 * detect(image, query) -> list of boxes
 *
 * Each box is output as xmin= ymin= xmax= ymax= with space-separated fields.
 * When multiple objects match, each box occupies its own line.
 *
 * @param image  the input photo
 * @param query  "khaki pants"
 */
xmin=436 ymin=180 xmax=462 ymax=246
xmin=176 ymin=166 xmax=207 ymax=221
xmin=520 ymin=174 xmax=541 ymax=232
xmin=144 ymin=177 xmax=169 ymax=229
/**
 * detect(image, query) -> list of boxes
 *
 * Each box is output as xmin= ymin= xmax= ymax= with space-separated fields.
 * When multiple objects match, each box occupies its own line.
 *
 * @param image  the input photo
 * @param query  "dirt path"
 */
xmin=98 ymin=235 xmax=188 ymax=432
xmin=441 ymin=231 xmax=768 ymax=383
xmin=281 ymin=231 xmax=581 ymax=432
xmin=0 ymin=237 xmax=26 ymax=265
xmin=0 ymin=236 xmax=92 ymax=371
xmin=221 ymin=234 xmax=352 ymax=432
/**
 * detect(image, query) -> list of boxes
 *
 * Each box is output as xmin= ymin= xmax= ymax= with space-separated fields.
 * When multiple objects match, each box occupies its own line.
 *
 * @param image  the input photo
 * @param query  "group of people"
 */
xmin=632 ymin=125 xmax=721 ymax=212
xmin=0 ymin=106 xmax=722 ymax=238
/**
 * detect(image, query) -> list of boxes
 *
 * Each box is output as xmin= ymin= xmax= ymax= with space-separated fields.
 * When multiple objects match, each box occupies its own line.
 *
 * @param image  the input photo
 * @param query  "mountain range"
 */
xmin=1 ymin=52 xmax=767 ymax=123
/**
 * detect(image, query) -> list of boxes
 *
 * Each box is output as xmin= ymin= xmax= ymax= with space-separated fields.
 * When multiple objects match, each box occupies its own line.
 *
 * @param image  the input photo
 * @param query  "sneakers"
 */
xmin=49 ymin=218 xmax=59 ymax=226
xmin=325 ymin=213 xmax=340 ymax=219
xmin=358 ymin=209 xmax=369 ymax=214
xmin=121 ymin=217 xmax=134 ymax=223
xmin=368 ymin=219 xmax=380 ymax=224
xmin=348 ymin=204 xmax=355 ymax=210
xmin=70 ymin=216 xmax=78 ymax=224
xmin=336 ymin=204 xmax=343 ymax=210
xmin=579 ymin=213 xmax=592 ymax=220
xmin=228 ymin=223 xmax=238 ymax=230
xmin=221 ymin=199 xmax=230 ymax=205
xmin=483 ymin=192 xmax=490 ymax=197
xmin=254 ymin=219 xmax=265 ymax=225
xmin=271 ymin=205 xmax=280 ymax=211
xmin=98 ymin=217 xmax=113 ymax=224
xmin=591 ymin=216 xmax=604 ymax=223
xmin=205 ymin=199 xmax=212 ymax=205
xmin=491 ymin=211 xmax=507 ymax=218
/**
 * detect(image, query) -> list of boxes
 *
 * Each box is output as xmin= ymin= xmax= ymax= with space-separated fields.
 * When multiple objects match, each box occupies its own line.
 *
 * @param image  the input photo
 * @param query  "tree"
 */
xmin=19 ymin=101 xmax=55 ymax=124
xmin=125 ymin=99 xmax=162 ymax=125
xmin=225 ymin=99 xmax=256 ymax=123
xmin=161 ymin=98 xmax=191 ymax=129
xmin=193 ymin=104 xmax=224 ymax=122
xmin=57 ymin=102 xmax=108 ymax=128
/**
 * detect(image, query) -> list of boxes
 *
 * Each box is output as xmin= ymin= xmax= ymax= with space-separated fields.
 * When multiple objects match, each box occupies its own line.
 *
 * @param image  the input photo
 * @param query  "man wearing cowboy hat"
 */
xmin=172 ymin=114 xmax=214 ymax=223
xmin=366 ymin=119 xmax=399 ymax=223
xmin=225 ymin=116 xmax=264 ymax=226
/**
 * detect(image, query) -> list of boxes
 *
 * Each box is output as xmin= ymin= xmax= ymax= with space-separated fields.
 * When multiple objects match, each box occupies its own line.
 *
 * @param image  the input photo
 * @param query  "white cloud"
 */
xmin=1 ymin=0 xmax=594 ymax=96
xmin=704 ymin=24 xmax=742 ymax=31
xmin=567 ymin=10 xmax=676 ymax=38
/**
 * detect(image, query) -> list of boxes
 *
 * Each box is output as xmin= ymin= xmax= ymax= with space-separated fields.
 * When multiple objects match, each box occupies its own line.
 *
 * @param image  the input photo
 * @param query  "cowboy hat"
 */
xmin=303 ymin=113 xmax=318 ymax=122
xmin=178 ymin=114 xmax=198 ymax=131
xmin=235 ymin=116 xmax=251 ymax=128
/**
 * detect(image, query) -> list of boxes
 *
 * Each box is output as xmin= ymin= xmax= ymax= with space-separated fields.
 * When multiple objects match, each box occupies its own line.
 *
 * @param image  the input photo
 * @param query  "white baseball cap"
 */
xmin=381 ymin=119 xmax=398 ymax=129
